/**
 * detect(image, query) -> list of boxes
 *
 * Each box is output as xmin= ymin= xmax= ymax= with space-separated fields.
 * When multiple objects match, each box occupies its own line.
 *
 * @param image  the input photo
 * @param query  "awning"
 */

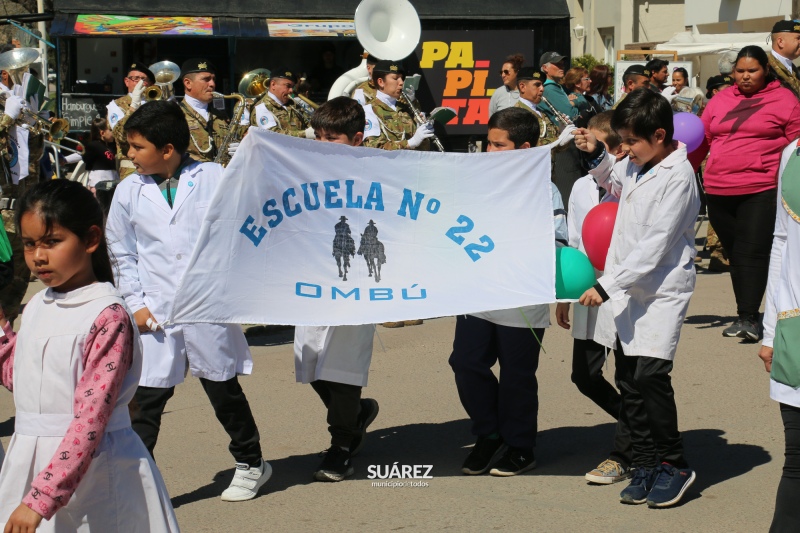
xmin=52 ymin=0 xmax=569 ymax=20
xmin=656 ymin=29 xmax=769 ymax=56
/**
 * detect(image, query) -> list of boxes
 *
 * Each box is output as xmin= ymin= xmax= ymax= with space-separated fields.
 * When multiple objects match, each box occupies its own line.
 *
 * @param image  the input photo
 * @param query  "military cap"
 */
xmin=181 ymin=58 xmax=216 ymax=77
xmin=127 ymin=62 xmax=155 ymax=84
xmin=705 ymin=74 xmax=733 ymax=98
xmin=373 ymin=60 xmax=406 ymax=76
xmin=539 ymin=51 xmax=565 ymax=68
xmin=271 ymin=67 xmax=297 ymax=84
xmin=517 ymin=66 xmax=544 ymax=81
xmin=624 ymin=64 xmax=651 ymax=78
xmin=772 ymin=20 xmax=800 ymax=34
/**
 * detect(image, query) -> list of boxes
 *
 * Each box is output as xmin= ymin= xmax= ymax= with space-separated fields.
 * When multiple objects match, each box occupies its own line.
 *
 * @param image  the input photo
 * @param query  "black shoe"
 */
xmin=350 ymin=398 xmax=379 ymax=457
xmin=738 ymin=315 xmax=762 ymax=343
xmin=722 ymin=318 xmax=743 ymax=337
xmin=313 ymin=446 xmax=354 ymax=482
xmin=461 ymin=435 xmax=506 ymax=475
xmin=489 ymin=447 xmax=536 ymax=477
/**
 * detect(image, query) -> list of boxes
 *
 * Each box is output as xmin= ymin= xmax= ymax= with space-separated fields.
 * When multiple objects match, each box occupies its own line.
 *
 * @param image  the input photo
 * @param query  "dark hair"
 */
xmin=735 ymin=45 xmax=777 ymax=84
xmin=487 ymin=107 xmax=540 ymax=148
xmin=372 ymin=69 xmax=404 ymax=87
xmin=645 ymin=59 xmax=669 ymax=75
xmin=611 ymin=88 xmax=673 ymax=144
xmin=588 ymin=64 xmax=611 ymax=98
xmin=504 ymin=53 xmax=525 ymax=73
xmin=310 ymin=96 xmax=365 ymax=141
xmin=672 ymin=67 xmax=689 ymax=83
xmin=588 ymin=111 xmax=622 ymax=150
xmin=90 ymin=117 xmax=110 ymax=143
xmin=16 ymin=180 xmax=114 ymax=284
xmin=563 ymin=67 xmax=587 ymax=93
xmin=295 ymin=80 xmax=312 ymax=96
xmin=124 ymin=100 xmax=189 ymax=153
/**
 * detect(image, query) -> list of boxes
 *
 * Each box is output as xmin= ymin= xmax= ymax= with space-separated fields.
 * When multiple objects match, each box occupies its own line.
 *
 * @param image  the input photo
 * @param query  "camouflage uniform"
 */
xmin=363 ymin=98 xmax=430 ymax=151
xmin=769 ymin=53 xmax=800 ymax=100
xmin=0 ymin=113 xmax=43 ymax=323
xmin=180 ymin=101 xmax=229 ymax=163
xmin=353 ymin=80 xmax=377 ymax=106
xmin=249 ymin=93 xmax=309 ymax=138
xmin=110 ymin=94 xmax=137 ymax=179
xmin=514 ymin=101 xmax=559 ymax=145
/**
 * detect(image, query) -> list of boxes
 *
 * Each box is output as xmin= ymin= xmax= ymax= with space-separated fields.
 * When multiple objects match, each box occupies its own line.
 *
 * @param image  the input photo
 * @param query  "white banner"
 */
xmin=170 ymin=129 xmax=556 ymax=326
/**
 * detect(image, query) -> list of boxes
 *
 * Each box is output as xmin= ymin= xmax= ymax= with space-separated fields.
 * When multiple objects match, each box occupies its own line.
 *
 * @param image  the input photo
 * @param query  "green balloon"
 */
xmin=555 ymin=246 xmax=597 ymax=299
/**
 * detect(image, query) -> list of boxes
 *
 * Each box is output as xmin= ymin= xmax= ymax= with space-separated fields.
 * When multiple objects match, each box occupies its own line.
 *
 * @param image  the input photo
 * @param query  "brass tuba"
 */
xmin=145 ymin=60 xmax=181 ymax=101
xmin=238 ymin=68 xmax=271 ymax=101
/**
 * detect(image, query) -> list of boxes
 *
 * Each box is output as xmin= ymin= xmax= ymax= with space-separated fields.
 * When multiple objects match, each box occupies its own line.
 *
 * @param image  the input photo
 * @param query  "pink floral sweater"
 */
xmin=0 ymin=305 xmax=134 ymax=520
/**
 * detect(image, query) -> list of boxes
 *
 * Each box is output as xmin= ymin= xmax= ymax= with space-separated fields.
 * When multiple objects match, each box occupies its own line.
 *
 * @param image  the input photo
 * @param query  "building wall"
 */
xmin=685 ymin=0 xmax=791 ymax=27
xmin=634 ymin=0 xmax=685 ymax=44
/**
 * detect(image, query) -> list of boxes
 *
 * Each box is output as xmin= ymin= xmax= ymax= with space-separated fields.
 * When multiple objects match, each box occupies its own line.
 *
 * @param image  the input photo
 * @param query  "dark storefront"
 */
xmin=51 ymin=0 xmax=569 ymax=147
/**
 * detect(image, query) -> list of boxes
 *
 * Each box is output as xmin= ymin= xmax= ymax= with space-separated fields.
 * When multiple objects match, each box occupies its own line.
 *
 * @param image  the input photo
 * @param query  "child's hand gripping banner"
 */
xmin=170 ymin=129 xmax=556 ymax=326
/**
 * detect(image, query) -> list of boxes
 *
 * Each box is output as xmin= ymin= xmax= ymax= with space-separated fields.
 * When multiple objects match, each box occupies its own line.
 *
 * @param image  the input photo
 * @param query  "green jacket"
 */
xmin=363 ymin=97 xmax=430 ymax=151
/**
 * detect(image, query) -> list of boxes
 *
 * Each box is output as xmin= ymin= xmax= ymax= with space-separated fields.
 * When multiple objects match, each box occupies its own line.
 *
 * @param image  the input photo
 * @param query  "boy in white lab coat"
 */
xmin=295 ymin=97 xmax=379 ymax=482
xmin=573 ymin=88 xmax=700 ymax=508
xmin=106 ymin=101 xmax=271 ymax=501
xmin=556 ymin=111 xmax=631 ymax=485
xmin=449 ymin=107 xmax=568 ymax=477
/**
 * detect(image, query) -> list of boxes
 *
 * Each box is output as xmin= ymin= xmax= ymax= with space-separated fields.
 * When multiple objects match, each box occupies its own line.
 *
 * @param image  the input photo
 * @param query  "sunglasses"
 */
xmin=499 ymin=69 xmax=514 ymax=75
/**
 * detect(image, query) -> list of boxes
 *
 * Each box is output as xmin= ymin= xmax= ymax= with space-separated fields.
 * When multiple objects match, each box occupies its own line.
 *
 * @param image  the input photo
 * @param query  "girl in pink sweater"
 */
xmin=0 ymin=180 xmax=178 ymax=532
xmin=701 ymin=45 xmax=800 ymax=343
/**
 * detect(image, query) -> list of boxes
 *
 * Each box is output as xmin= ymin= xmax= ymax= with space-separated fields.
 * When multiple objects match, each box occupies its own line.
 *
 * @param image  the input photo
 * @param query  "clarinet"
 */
xmin=399 ymin=89 xmax=445 ymax=152
xmin=540 ymin=96 xmax=575 ymax=128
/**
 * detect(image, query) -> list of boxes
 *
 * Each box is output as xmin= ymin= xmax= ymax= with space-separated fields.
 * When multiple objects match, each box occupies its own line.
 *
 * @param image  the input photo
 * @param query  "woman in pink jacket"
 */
xmin=701 ymin=45 xmax=800 ymax=342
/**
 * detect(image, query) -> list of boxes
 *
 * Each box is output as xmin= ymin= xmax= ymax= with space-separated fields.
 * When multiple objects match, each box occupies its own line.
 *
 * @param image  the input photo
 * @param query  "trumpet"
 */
xmin=144 ymin=60 xmax=181 ymax=102
xmin=399 ymin=88 xmax=445 ymax=152
xmin=144 ymin=85 xmax=163 ymax=102
xmin=292 ymin=94 xmax=318 ymax=122
xmin=0 ymin=92 xmax=71 ymax=139
xmin=540 ymin=96 xmax=574 ymax=128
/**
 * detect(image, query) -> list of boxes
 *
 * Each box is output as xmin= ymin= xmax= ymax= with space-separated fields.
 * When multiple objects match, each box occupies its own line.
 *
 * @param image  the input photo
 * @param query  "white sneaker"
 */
xmin=220 ymin=459 xmax=272 ymax=502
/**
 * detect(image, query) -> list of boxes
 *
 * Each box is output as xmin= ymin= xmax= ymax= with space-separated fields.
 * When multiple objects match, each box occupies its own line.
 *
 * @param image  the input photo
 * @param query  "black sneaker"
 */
xmin=313 ymin=446 xmax=354 ymax=482
xmin=722 ymin=318 xmax=743 ymax=337
xmin=488 ymin=447 xmax=536 ymax=477
xmin=461 ymin=436 xmax=506 ymax=475
xmin=738 ymin=316 xmax=762 ymax=343
xmin=350 ymin=398 xmax=379 ymax=457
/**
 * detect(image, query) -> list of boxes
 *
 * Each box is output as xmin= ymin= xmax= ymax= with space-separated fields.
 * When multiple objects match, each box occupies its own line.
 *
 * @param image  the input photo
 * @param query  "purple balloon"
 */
xmin=673 ymin=112 xmax=705 ymax=153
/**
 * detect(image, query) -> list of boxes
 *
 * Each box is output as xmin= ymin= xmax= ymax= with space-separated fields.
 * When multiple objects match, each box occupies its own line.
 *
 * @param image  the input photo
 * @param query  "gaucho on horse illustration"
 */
xmin=357 ymin=220 xmax=386 ymax=283
xmin=332 ymin=216 xmax=356 ymax=281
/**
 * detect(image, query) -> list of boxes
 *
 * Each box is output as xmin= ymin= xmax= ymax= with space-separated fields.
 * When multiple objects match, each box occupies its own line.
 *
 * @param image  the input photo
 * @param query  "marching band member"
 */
xmin=768 ymin=19 xmax=800 ymax=99
xmin=514 ymin=67 xmax=559 ymax=145
xmin=106 ymin=62 xmax=154 ymax=179
xmin=352 ymin=54 xmax=379 ymax=106
xmin=363 ymin=60 xmax=433 ymax=151
xmin=250 ymin=68 xmax=313 ymax=138
xmin=179 ymin=58 xmax=230 ymax=163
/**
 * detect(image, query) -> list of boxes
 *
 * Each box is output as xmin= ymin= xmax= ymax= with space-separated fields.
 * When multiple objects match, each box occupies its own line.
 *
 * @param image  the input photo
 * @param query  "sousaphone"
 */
xmin=327 ymin=0 xmax=421 ymax=100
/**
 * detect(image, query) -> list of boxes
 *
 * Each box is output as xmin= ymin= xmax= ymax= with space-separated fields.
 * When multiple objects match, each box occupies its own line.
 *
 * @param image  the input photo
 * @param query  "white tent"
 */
xmin=656 ymin=29 xmax=769 ymax=56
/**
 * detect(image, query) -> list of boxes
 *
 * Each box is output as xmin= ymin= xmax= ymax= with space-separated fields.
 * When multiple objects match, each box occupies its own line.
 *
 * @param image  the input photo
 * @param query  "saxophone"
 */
xmin=214 ymin=92 xmax=247 ymax=167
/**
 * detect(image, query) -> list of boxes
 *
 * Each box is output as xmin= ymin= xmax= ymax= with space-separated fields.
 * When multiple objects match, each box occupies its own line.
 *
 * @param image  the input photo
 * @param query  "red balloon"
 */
xmin=687 ymin=137 xmax=709 ymax=173
xmin=581 ymin=202 xmax=619 ymax=271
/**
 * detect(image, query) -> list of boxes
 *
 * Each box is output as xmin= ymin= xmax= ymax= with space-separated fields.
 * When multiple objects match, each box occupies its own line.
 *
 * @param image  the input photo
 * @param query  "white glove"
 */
xmin=660 ymin=86 xmax=678 ymax=103
xmin=407 ymin=123 xmax=435 ymax=149
xmin=304 ymin=126 xmax=315 ymax=139
xmin=551 ymin=125 xmax=577 ymax=150
xmin=227 ymin=142 xmax=240 ymax=157
xmin=3 ymin=95 xmax=24 ymax=120
xmin=130 ymin=80 xmax=145 ymax=109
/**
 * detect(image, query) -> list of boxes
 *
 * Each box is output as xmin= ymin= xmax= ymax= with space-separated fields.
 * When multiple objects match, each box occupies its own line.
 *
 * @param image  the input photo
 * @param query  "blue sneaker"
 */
xmin=647 ymin=463 xmax=696 ymax=508
xmin=619 ymin=466 xmax=657 ymax=504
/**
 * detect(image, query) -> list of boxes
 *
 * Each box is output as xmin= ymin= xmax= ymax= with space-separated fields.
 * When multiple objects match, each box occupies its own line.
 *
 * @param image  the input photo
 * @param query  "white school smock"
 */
xmin=472 ymin=182 xmax=568 ymax=328
xmin=0 ymin=283 xmax=179 ymax=532
xmin=567 ymin=174 xmax=619 ymax=340
xmin=763 ymin=141 xmax=800 ymax=408
xmin=294 ymin=325 xmax=375 ymax=387
xmin=106 ymin=161 xmax=252 ymax=387
xmin=589 ymin=144 xmax=700 ymax=360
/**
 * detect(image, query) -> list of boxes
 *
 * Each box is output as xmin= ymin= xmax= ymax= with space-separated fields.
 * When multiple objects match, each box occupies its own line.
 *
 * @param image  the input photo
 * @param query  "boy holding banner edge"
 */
xmin=295 ymin=96 xmax=380 ymax=482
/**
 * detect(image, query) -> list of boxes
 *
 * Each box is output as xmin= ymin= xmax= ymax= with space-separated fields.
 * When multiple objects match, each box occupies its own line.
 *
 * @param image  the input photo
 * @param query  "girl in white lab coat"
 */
xmin=0 ymin=180 xmax=178 ymax=532
xmin=574 ymin=89 xmax=700 ymax=509
xmin=556 ymin=111 xmax=629 ymax=486
xmin=105 ymin=101 xmax=270 ymax=502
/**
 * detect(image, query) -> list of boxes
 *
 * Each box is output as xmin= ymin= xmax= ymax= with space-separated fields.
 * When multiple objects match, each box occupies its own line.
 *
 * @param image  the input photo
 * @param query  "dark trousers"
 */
xmin=131 ymin=377 xmax=262 ymax=466
xmin=706 ymin=189 xmax=777 ymax=317
xmin=771 ymin=403 xmax=800 ymax=533
xmin=614 ymin=345 xmax=686 ymax=469
xmin=572 ymin=338 xmax=631 ymax=467
xmin=449 ymin=315 xmax=543 ymax=450
xmin=310 ymin=379 xmax=363 ymax=449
